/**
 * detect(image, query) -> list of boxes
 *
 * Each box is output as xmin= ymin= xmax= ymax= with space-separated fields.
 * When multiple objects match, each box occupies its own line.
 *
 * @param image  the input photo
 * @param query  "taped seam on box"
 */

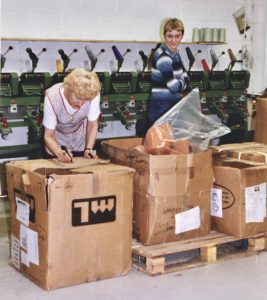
xmin=92 ymin=174 xmax=99 ymax=195
xmin=182 ymin=193 xmax=190 ymax=211
xmin=217 ymin=143 xmax=260 ymax=152
xmin=235 ymin=150 xmax=267 ymax=163
xmin=251 ymin=152 xmax=267 ymax=163
xmin=19 ymin=171 xmax=29 ymax=200
xmin=185 ymin=153 xmax=194 ymax=193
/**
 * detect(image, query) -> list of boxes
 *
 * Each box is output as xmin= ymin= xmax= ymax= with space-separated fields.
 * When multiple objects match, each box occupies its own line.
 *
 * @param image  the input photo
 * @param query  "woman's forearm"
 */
xmin=44 ymin=129 xmax=61 ymax=156
xmin=85 ymin=120 xmax=98 ymax=149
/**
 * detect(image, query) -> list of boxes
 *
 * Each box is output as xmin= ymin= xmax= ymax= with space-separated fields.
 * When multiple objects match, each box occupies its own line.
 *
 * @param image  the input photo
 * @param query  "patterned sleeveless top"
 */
xmin=45 ymin=83 xmax=91 ymax=153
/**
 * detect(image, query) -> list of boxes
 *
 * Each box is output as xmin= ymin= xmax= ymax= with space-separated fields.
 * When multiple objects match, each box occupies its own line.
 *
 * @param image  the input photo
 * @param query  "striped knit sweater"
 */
xmin=148 ymin=43 xmax=189 ymax=124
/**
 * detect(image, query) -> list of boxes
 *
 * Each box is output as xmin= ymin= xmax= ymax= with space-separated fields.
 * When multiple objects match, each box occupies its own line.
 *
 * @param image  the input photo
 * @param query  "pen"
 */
xmin=88 ymin=152 xmax=94 ymax=159
xmin=85 ymin=147 xmax=94 ymax=158
xmin=61 ymin=145 xmax=73 ymax=162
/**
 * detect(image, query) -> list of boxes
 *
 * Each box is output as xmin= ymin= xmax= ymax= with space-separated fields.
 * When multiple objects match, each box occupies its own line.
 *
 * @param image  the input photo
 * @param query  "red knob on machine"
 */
xmin=98 ymin=113 xmax=104 ymax=121
xmin=37 ymin=120 xmax=42 ymax=127
xmin=124 ymin=110 xmax=132 ymax=120
xmin=2 ymin=121 xmax=9 ymax=128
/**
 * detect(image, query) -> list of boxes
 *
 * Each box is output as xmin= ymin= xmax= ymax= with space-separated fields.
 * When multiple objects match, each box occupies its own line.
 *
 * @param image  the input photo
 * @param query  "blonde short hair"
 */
xmin=163 ymin=18 xmax=184 ymax=36
xmin=63 ymin=69 xmax=101 ymax=100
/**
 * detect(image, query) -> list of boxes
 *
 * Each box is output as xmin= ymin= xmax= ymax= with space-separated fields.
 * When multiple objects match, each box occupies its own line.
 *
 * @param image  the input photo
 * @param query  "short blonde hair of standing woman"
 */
xmin=63 ymin=69 xmax=101 ymax=100
xmin=163 ymin=18 xmax=184 ymax=36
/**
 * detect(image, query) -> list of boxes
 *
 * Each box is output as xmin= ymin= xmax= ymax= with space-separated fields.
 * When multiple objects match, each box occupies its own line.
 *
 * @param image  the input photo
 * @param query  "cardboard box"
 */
xmin=102 ymin=138 xmax=213 ymax=245
xmin=209 ymin=142 xmax=267 ymax=163
xmin=211 ymin=158 xmax=267 ymax=237
xmin=209 ymin=142 xmax=267 ymax=155
xmin=255 ymin=98 xmax=267 ymax=143
xmin=6 ymin=158 xmax=134 ymax=290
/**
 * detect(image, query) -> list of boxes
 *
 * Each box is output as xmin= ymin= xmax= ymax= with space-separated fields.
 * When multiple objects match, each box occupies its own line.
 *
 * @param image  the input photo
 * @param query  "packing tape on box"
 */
xmin=184 ymin=153 xmax=194 ymax=196
xmin=92 ymin=174 xmax=100 ymax=195
xmin=182 ymin=193 xmax=190 ymax=211
xmin=237 ymin=151 xmax=267 ymax=163
xmin=187 ymin=153 xmax=194 ymax=179
xmin=237 ymin=151 xmax=247 ymax=160
xmin=255 ymin=152 xmax=267 ymax=163
xmin=21 ymin=173 xmax=31 ymax=193
xmin=217 ymin=143 xmax=266 ymax=152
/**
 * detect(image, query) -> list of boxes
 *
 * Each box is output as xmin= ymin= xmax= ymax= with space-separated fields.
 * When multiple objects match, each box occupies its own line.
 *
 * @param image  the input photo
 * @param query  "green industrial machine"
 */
xmin=1 ymin=41 xmax=252 ymax=161
xmin=92 ymin=46 xmax=151 ymax=133
xmin=0 ymin=73 xmax=19 ymax=97
xmin=0 ymin=47 xmax=49 ymax=159
xmin=186 ymin=47 xmax=251 ymax=144
xmin=19 ymin=72 xmax=51 ymax=96
xmin=98 ymin=70 xmax=150 ymax=131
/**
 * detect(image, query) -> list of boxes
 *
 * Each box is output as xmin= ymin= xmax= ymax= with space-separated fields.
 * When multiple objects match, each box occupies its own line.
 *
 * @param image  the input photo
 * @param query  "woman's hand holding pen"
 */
xmin=84 ymin=147 xmax=98 ymax=159
xmin=57 ymin=146 xmax=73 ymax=162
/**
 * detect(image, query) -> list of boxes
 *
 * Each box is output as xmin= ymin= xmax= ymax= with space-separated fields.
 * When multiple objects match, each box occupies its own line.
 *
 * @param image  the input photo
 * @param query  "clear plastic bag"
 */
xmin=144 ymin=88 xmax=230 ymax=154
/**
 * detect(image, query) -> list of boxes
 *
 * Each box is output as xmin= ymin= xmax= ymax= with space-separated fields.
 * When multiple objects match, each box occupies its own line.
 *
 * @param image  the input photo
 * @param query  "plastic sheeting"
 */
xmin=146 ymin=88 xmax=230 ymax=153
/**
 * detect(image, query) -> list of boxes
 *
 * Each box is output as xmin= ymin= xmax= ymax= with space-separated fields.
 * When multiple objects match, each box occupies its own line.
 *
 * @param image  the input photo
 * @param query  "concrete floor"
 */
xmin=1 ymin=197 xmax=267 ymax=300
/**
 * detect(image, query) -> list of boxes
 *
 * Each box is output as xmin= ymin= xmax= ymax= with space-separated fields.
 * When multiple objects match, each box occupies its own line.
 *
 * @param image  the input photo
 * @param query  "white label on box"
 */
xmin=210 ymin=188 xmax=223 ymax=218
xmin=16 ymin=197 xmax=29 ymax=226
xmin=245 ymin=183 xmax=266 ymax=223
xmin=11 ymin=234 xmax=20 ymax=269
xmin=27 ymin=228 xmax=39 ymax=266
xmin=21 ymin=250 xmax=30 ymax=267
xmin=175 ymin=206 xmax=200 ymax=234
xmin=20 ymin=223 xmax=28 ymax=250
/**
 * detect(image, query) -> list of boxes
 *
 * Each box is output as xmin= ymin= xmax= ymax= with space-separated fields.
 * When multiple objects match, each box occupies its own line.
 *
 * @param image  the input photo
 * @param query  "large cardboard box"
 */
xmin=255 ymin=98 xmax=267 ymax=143
xmin=211 ymin=158 xmax=267 ymax=237
xmin=102 ymin=138 xmax=213 ymax=245
xmin=6 ymin=158 xmax=134 ymax=290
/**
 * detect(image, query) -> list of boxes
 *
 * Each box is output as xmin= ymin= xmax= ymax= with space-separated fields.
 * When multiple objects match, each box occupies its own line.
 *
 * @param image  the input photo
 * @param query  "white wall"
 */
xmin=1 ymin=0 xmax=267 ymax=94
xmin=0 ymin=0 xmax=252 ymax=42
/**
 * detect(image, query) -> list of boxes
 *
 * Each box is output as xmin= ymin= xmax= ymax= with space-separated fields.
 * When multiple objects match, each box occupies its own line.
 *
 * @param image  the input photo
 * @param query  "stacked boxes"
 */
xmin=102 ymin=138 xmax=213 ymax=245
xmin=210 ymin=142 xmax=267 ymax=163
xmin=210 ymin=143 xmax=267 ymax=237
xmin=6 ymin=158 xmax=134 ymax=290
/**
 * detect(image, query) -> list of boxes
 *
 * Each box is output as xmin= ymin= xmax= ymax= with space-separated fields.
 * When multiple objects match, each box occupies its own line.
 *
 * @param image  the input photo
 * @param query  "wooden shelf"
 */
xmin=1 ymin=37 xmax=226 ymax=45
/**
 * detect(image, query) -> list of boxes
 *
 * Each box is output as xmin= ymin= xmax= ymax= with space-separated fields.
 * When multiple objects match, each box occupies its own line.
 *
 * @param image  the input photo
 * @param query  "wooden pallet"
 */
xmin=132 ymin=231 xmax=267 ymax=275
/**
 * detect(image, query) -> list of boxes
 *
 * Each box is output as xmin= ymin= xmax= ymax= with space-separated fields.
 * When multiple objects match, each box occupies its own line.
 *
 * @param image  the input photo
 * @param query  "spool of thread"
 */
xmin=192 ymin=27 xmax=200 ymax=42
xmin=219 ymin=28 xmax=226 ymax=43
xmin=112 ymin=46 xmax=123 ymax=61
xmin=203 ymin=28 xmax=212 ymax=42
xmin=199 ymin=28 xmax=204 ymax=42
xmin=56 ymin=59 xmax=63 ymax=73
xmin=212 ymin=28 xmax=220 ymax=42
xmin=85 ymin=45 xmax=97 ymax=61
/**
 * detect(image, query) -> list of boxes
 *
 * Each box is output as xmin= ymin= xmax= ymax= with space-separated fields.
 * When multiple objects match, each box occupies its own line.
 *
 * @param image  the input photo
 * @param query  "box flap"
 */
xmin=7 ymin=158 xmax=106 ymax=171
xmin=102 ymin=137 xmax=143 ymax=150
xmin=209 ymin=142 xmax=266 ymax=154
xmin=213 ymin=157 xmax=266 ymax=169
xmin=71 ymin=163 xmax=135 ymax=174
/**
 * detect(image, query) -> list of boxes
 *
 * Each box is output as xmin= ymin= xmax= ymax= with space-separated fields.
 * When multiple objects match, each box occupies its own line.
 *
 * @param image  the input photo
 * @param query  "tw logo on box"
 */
xmin=72 ymin=195 xmax=116 ymax=226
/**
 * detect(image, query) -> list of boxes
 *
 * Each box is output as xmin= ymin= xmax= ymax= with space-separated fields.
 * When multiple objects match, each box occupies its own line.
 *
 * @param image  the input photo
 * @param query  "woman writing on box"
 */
xmin=42 ymin=69 xmax=101 ymax=162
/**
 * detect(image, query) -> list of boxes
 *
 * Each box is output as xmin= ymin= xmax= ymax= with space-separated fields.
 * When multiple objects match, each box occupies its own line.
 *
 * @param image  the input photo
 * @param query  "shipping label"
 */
xmin=245 ymin=183 xmax=266 ymax=223
xmin=19 ymin=223 xmax=39 ymax=266
xmin=14 ymin=189 xmax=36 ymax=223
xmin=16 ymin=197 xmax=30 ymax=226
xmin=175 ymin=206 xmax=200 ymax=234
xmin=210 ymin=188 xmax=223 ymax=217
